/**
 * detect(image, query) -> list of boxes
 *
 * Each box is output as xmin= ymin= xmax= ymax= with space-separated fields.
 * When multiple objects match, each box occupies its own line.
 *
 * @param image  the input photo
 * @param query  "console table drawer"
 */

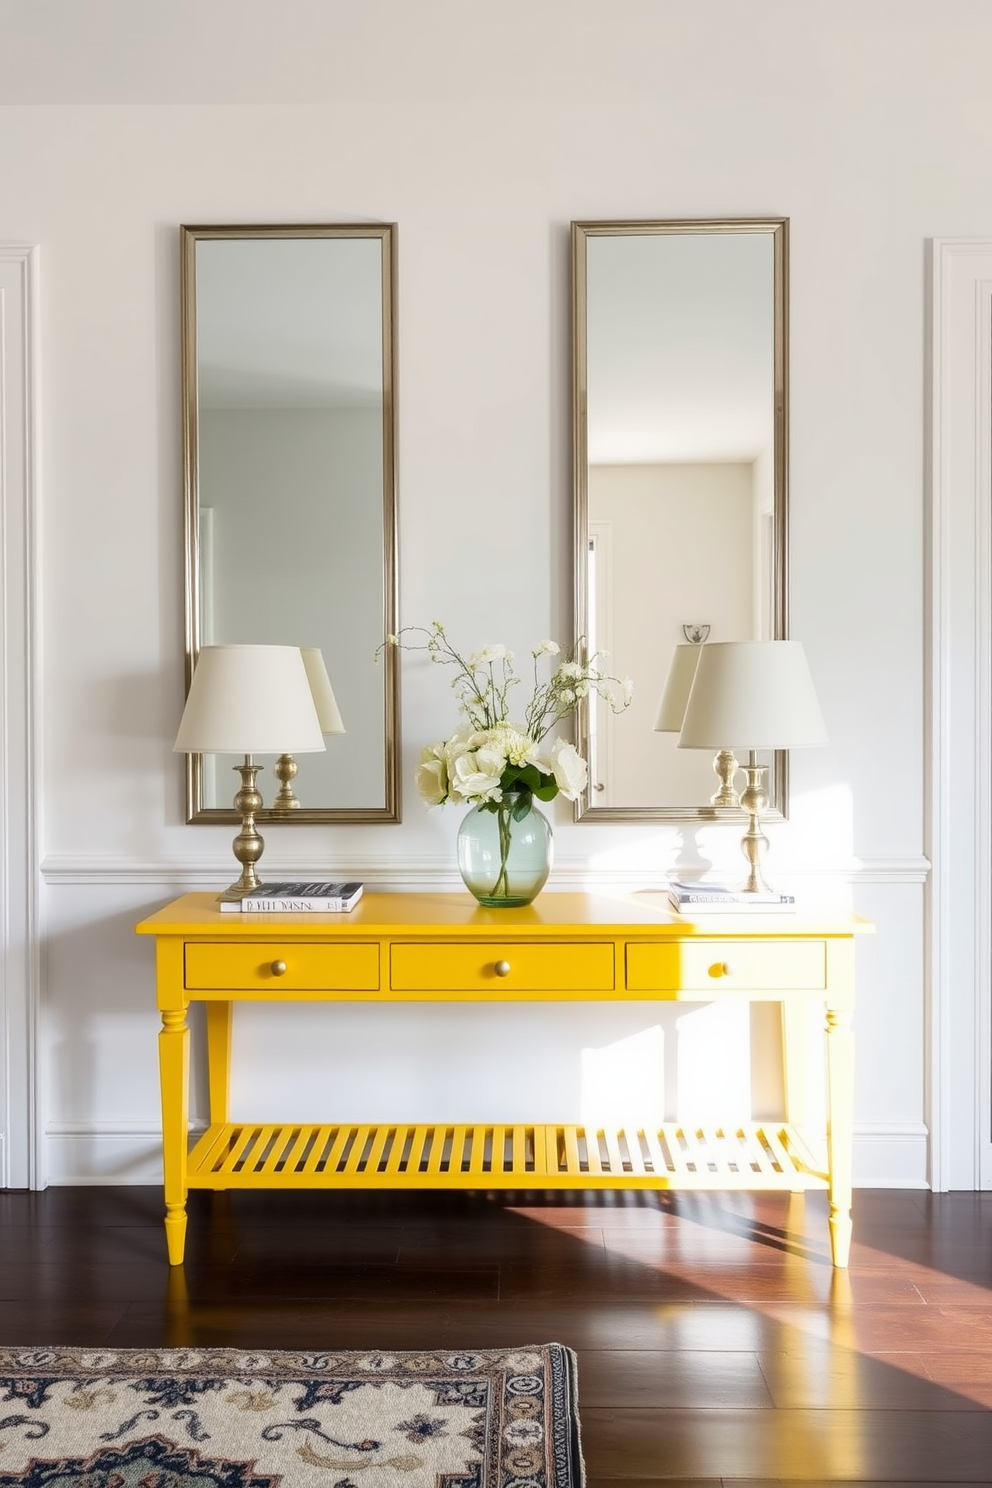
xmin=391 ymin=942 xmax=615 ymax=993
xmin=185 ymin=943 xmax=380 ymax=992
xmin=627 ymin=940 xmax=826 ymax=993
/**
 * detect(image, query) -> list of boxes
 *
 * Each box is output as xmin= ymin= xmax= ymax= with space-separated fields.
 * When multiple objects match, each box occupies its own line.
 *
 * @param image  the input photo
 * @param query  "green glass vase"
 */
xmin=457 ymin=794 xmax=553 ymax=907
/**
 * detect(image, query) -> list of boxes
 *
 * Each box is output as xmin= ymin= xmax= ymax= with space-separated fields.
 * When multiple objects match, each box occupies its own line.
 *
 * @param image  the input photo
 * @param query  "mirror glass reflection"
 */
xmin=182 ymin=224 xmax=399 ymax=823
xmin=572 ymin=218 xmax=788 ymax=821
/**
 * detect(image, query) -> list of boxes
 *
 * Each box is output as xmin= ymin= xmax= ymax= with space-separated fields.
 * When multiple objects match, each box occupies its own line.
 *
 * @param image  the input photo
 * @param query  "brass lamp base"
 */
xmin=270 ymin=752 xmax=302 ymax=814
xmin=737 ymin=753 xmax=771 ymax=895
xmin=218 ymin=756 xmax=266 ymax=901
xmin=711 ymin=748 xmax=740 ymax=808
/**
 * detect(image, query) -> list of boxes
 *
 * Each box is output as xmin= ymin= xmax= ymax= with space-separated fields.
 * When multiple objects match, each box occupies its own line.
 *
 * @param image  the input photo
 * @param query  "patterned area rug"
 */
xmin=0 ymin=1343 xmax=583 ymax=1487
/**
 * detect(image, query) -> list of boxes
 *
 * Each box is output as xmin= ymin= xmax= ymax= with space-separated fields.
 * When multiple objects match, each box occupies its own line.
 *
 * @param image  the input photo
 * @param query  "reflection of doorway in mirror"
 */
xmin=587 ymin=524 xmax=614 ymax=806
xmin=198 ymin=507 xmax=219 ymax=803
xmin=758 ymin=511 xmax=774 ymax=639
xmin=751 ymin=441 xmax=775 ymax=640
xmin=589 ymin=462 xmax=756 ymax=809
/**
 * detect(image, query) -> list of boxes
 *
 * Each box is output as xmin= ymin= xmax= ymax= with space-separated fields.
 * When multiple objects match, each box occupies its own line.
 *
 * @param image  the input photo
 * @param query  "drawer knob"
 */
xmin=270 ymin=960 xmax=288 ymax=977
xmin=710 ymin=961 xmax=734 ymax=979
xmin=494 ymin=960 xmax=511 ymax=978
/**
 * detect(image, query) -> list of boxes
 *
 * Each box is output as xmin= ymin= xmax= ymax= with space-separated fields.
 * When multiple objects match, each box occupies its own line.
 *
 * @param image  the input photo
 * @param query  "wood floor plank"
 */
xmin=0 ymin=1259 xmax=500 ymax=1305
xmin=575 ymin=1349 xmax=775 ymax=1409
xmin=3 ymin=1188 xmax=992 ymax=1484
xmin=582 ymin=1405 xmax=992 ymax=1481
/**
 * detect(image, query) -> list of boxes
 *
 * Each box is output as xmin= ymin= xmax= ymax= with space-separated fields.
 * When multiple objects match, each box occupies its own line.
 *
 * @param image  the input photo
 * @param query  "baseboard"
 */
xmin=37 ymin=1120 xmax=932 ymax=1190
xmin=41 ymin=1123 xmax=198 ymax=1186
xmin=852 ymin=1123 xmax=930 ymax=1189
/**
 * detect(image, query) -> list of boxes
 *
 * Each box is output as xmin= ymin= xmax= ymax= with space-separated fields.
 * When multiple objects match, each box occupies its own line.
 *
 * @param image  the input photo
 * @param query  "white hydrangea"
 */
xmin=448 ymin=741 xmax=506 ymax=803
xmin=415 ymin=742 xmax=449 ymax=806
xmin=548 ymin=738 xmax=588 ymax=800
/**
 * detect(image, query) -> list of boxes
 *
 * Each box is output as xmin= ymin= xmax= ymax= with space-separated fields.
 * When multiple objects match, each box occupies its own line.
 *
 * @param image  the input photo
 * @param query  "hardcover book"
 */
xmin=667 ymin=880 xmax=796 ymax=914
xmin=219 ymin=881 xmax=364 ymax=913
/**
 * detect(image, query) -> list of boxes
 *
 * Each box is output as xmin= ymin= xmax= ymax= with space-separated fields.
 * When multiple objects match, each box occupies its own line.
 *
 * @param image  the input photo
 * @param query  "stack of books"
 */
xmin=219 ymin=881 xmax=364 ymax=914
xmin=667 ymin=879 xmax=796 ymax=914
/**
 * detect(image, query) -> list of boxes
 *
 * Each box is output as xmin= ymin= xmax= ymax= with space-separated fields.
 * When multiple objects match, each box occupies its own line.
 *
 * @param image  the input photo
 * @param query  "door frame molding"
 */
xmin=0 ymin=245 xmax=41 ymax=1188
xmin=928 ymin=238 xmax=992 ymax=1189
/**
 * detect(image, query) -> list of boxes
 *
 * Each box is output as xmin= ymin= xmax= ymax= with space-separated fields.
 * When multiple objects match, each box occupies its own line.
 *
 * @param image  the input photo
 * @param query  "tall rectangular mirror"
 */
xmin=572 ymin=217 xmax=789 ymax=821
xmin=182 ymin=223 xmax=399 ymax=823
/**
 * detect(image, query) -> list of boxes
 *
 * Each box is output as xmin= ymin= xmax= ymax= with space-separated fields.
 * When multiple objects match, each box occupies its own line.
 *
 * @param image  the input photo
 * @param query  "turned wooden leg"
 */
xmin=159 ymin=1007 xmax=190 ymax=1266
xmin=825 ymin=1002 xmax=855 ymax=1267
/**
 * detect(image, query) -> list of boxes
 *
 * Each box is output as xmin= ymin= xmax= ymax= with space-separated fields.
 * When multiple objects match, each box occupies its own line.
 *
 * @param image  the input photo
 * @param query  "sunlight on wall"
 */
xmin=676 ymin=1002 xmax=752 ymax=1121
xmin=584 ymin=780 xmax=858 ymax=902
xmin=580 ymin=1025 xmax=665 ymax=1127
xmin=775 ymin=781 xmax=858 ymax=886
xmin=580 ymin=1004 xmax=758 ymax=1125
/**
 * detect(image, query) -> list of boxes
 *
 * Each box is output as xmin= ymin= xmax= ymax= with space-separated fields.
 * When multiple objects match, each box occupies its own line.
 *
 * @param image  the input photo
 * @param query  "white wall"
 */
xmin=3 ymin=0 xmax=975 ymax=1187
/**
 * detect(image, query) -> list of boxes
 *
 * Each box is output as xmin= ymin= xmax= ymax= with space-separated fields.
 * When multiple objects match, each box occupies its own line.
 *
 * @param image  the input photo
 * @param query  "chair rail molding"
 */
xmin=928 ymin=238 xmax=992 ymax=1190
xmin=0 ymin=245 xmax=41 ymax=1189
xmin=39 ymin=853 xmax=930 ymax=889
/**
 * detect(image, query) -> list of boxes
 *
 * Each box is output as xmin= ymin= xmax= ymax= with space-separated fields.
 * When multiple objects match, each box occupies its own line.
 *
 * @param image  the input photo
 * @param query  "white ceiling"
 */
xmin=586 ymin=229 xmax=775 ymax=466
xmin=195 ymin=236 xmax=384 ymax=410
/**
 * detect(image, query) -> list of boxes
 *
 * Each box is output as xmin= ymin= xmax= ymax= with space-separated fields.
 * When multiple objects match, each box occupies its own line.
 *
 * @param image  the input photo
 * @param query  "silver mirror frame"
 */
xmin=571 ymin=217 xmax=790 ymax=823
xmin=181 ymin=222 xmax=400 ymax=825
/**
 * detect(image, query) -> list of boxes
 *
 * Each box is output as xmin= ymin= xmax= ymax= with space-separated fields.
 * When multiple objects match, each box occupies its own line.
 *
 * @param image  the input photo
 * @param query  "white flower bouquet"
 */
xmin=383 ymin=622 xmax=633 ymax=902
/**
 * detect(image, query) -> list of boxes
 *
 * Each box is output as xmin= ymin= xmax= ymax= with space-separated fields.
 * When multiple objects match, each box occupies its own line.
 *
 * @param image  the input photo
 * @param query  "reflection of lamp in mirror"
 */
xmin=174 ymin=644 xmax=326 ymax=899
xmin=678 ymin=641 xmax=828 ymax=894
xmin=272 ymin=648 xmax=345 ymax=814
xmin=654 ymin=643 xmax=740 ymax=807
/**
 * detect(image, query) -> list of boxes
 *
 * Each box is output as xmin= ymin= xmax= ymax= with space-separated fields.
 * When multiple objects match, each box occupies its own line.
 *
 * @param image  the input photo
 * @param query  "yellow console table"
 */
xmin=136 ymin=890 xmax=868 ymax=1267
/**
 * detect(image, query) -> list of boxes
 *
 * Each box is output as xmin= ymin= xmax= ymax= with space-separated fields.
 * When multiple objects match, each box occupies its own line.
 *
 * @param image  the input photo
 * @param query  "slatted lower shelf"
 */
xmin=186 ymin=1121 xmax=828 ymax=1191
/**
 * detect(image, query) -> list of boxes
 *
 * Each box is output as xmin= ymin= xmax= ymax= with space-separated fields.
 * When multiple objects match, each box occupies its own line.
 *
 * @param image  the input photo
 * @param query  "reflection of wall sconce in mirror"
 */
xmin=655 ymin=643 xmax=740 ymax=807
xmin=272 ymin=648 xmax=345 ymax=815
xmin=677 ymin=640 xmax=828 ymax=894
xmin=173 ymin=645 xmax=326 ymax=899
xmin=571 ymin=216 xmax=789 ymax=824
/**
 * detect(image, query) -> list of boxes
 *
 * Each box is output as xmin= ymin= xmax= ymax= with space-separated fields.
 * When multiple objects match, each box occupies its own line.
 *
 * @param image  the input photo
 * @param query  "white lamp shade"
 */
xmin=678 ymin=640 xmax=828 ymax=751
xmin=173 ymin=644 xmax=326 ymax=755
xmin=654 ymin=644 xmax=702 ymax=732
xmin=301 ymin=647 xmax=345 ymax=735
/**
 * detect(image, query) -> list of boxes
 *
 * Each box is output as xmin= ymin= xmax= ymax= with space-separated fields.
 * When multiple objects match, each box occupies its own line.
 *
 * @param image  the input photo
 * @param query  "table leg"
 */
xmin=825 ymin=1002 xmax=854 ymax=1267
xmin=159 ymin=1007 xmax=189 ymax=1266
xmin=780 ymin=998 xmax=809 ymax=1193
xmin=205 ymin=1001 xmax=233 ymax=1124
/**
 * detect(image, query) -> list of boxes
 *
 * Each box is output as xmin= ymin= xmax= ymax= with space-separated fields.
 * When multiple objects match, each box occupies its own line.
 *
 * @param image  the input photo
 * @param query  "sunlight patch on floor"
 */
xmin=506 ymin=1198 xmax=992 ymax=1408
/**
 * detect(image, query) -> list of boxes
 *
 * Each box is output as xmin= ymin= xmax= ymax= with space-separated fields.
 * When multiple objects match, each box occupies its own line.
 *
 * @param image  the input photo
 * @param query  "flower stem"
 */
xmin=493 ymin=801 xmax=512 ymax=899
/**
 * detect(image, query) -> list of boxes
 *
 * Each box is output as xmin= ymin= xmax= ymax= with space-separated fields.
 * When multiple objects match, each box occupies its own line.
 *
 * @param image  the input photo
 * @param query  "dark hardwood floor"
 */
xmin=2 ymin=1185 xmax=992 ymax=1485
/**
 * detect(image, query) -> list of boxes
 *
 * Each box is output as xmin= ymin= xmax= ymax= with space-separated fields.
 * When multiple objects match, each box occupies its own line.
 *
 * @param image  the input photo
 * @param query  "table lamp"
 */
xmin=174 ymin=644 xmax=326 ymax=899
xmin=654 ymin=643 xmax=740 ymax=807
xmin=678 ymin=640 xmax=828 ymax=894
xmin=271 ymin=647 xmax=345 ymax=813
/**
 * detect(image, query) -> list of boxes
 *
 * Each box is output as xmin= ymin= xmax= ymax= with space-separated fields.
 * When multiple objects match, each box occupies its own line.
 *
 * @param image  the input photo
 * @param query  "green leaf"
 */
xmin=515 ymin=764 xmax=543 ymax=792
xmin=510 ymin=789 xmax=533 ymax=821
